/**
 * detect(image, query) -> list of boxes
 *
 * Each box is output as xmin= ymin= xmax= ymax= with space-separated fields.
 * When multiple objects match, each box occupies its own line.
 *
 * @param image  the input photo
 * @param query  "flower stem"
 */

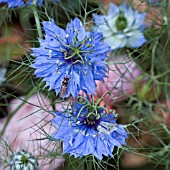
xmin=88 ymin=160 xmax=93 ymax=170
xmin=31 ymin=3 xmax=43 ymax=39
xmin=87 ymin=156 xmax=94 ymax=170
xmin=151 ymin=40 xmax=158 ymax=77
xmin=155 ymin=68 xmax=170 ymax=79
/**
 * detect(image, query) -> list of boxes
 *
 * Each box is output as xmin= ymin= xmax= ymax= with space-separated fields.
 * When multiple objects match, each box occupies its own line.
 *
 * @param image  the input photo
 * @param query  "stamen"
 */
xmin=66 ymin=34 xmax=69 ymax=38
xmin=49 ymin=50 xmax=52 ymax=58
xmin=76 ymin=121 xmax=80 ymax=124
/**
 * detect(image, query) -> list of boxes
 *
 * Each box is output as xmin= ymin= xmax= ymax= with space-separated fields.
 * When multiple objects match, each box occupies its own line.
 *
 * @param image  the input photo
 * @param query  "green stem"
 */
xmin=151 ymin=40 xmax=158 ymax=77
xmin=157 ymin=82 xmax=170 ymax=86
xmin=95 ymin=91 xmax=111 ymax=106
xmin=155 ymin=69 xmax=170 ymax=79
xmin=87 ymin=157 xmax=94 ymax=170
xmin=31 ymin=3 xmax=43 ymax=39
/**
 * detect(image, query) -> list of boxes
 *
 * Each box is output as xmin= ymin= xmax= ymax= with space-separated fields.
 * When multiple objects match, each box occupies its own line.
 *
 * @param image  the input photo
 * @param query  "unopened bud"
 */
xmin=134 ymin=75 xmax=161 ymax=102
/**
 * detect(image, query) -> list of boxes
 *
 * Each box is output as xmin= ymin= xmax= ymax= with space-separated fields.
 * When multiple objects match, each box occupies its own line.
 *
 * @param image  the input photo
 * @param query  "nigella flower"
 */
xmin=31 ymin=18 xmax=109 ymax=98
xmin=51 ymin=97 xmax=128 ymax=160
xmin=10 ymin=150 xmax=38 ymax=170
xmin=93 ymin=3 xmax=146 ymax=49
xmin=0 ymin=0 xmax=43 ymax=8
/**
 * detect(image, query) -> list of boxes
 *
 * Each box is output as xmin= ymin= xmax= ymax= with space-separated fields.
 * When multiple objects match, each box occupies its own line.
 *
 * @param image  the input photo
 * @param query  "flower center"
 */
xmin=84 ymin=107 xmax=101 ymax=126
xmin=86 ymin=113 xmax=97 ymax=125
xmin=21 ymin=155 xmax=29 ymax=165
xmin=116 ymin=11 xmax=128 ymax=31
xmin=64 ymin=48 xmax=84 ymax=64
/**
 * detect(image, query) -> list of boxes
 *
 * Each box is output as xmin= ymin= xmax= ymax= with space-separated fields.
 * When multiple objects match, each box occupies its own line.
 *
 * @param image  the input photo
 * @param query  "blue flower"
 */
xmin=93 ymin=3 xmax=147 ymax=50
xmin=51 ymin=98 xmax=128 ymax=160
xmin=0 ymin=0 xmax=60 ymax=8
xmin=31 ymin=18 xmax=109 ymax=98
xmin=0 ymin=0 xmax=24 ymax=8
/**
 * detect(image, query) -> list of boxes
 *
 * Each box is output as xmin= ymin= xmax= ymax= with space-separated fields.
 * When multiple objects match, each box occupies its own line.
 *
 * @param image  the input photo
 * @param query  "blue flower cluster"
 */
xmin=93 ymin=3 xmax=146 ymax=50
xmin=0 ymin=0 xmax=59 ymax=8
xmin=29 ymin=2 xmax=149 ymax=160
xmin=31 ymin=18 xmax=110 ymax=98
xmin=51 ymin=98 xmax=128 ymax=160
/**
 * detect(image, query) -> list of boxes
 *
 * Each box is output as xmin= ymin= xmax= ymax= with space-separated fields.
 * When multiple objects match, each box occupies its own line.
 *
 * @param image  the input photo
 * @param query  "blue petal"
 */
xmin=108 ymin=2 xmax=119 ymax=16
xmin=66 ymin=18 xmax=86 ymax=42
xmin=80 ymin=67 xmax=95 ymax=94
xmin=127 ymin=31 xmax=146 ymax=48
xmin=42 ymin=19 xmax=66 ymax=41
xmin=93 ymin=14 xmax=108 ymax=25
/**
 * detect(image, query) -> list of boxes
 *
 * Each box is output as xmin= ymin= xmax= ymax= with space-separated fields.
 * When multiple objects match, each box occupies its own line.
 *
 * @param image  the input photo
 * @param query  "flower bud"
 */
xmin=134 ymin=75 xmax=161 ymax=102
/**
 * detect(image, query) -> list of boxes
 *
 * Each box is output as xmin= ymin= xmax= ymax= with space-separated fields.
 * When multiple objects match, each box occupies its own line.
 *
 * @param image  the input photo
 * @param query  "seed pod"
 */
xmin=134 ymin=75 xmax=161 ymax=102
